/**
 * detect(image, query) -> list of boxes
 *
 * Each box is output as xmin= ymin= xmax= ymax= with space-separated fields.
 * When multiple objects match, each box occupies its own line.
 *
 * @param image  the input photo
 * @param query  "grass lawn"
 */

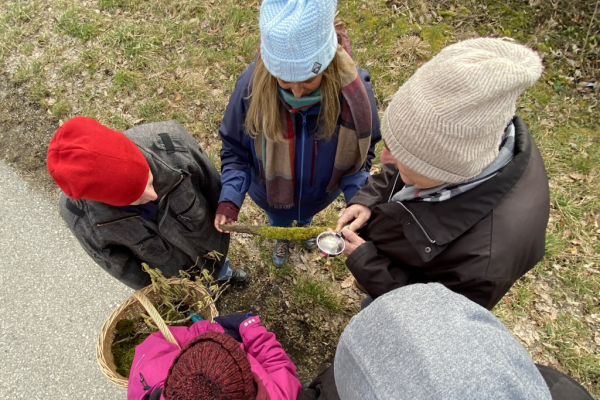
xmin=1 ymin=0 xmax=599 ymax=394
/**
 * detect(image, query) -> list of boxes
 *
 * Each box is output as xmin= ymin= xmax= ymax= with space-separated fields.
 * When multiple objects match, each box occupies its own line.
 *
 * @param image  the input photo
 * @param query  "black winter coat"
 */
xmin=346 ymin=116 xmax=550 ymax=309
xmin=298 ymin=364 xmax=593 ymax=400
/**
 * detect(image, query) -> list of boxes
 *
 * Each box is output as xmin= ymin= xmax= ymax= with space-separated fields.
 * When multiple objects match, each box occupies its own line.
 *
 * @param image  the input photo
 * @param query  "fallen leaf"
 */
xmin=341 ymin=275 xmax=355 ymax=289
xmin=175 ymin=93 xmax=181 ymax=101
xmin=540 ymin=292 xmax=553 ymax=305
xmin=569 ymin=173 xmax=585 ymax=181
xmin=296 ymin=263 xmax=308 ymax=272
xmin=237 ymin=55 xmax=245 ymax=63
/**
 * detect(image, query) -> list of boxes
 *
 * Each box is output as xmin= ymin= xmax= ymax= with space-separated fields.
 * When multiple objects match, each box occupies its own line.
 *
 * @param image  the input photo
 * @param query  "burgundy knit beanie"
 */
xmin=163 ymin=332 xmax=257 ymax=400
xmin=46 ymin=116 xmax=149 ymax=206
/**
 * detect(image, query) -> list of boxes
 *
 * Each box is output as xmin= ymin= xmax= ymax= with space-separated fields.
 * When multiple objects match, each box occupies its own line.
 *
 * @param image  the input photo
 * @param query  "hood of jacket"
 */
xmin=333 ymin=283 xmax=552 ymax=400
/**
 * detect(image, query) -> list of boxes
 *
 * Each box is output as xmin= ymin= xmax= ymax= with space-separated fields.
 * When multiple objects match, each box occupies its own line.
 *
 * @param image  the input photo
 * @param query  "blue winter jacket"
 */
xmin=219 ymin=63 xmax=381 ymax=221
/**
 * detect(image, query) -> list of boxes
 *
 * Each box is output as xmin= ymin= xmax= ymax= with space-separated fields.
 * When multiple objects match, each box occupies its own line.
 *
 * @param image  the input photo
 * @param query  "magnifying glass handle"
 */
xmin=338 ymin=224 xmax=351 ymax=238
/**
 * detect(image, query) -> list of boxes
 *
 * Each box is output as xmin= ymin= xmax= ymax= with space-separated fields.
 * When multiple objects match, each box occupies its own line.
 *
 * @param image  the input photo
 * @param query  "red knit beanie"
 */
xmin=46 ymin=116 xmax=149 ymax=206
xmin=163 ymin=332 xmax=257 ymax=400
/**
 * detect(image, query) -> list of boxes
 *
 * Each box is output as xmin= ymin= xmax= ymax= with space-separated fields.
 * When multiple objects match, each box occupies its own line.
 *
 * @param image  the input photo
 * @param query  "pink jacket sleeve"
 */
xmin=240 ymin=316 xmax=302 ymax=400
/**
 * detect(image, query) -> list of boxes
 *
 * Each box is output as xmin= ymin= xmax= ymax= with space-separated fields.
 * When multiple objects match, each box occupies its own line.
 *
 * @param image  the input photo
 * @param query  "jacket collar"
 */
xmin=392 ymin=116 xmax=532 ymax=256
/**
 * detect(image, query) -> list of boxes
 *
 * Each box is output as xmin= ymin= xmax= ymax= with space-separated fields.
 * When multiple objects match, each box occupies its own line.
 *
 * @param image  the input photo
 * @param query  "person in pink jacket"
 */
xmin=127 ymin=313 xmax=302 ymax=400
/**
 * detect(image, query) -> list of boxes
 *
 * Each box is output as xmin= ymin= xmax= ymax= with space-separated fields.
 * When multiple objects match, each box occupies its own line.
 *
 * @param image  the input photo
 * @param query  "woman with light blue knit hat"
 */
xmin=215 ymin=0 xmax=381 ymax=267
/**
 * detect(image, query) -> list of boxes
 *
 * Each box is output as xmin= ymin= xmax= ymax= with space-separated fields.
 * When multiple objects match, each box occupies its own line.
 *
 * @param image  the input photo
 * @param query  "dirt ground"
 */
xmin=0 ymin=73 xmax=59 ymax=195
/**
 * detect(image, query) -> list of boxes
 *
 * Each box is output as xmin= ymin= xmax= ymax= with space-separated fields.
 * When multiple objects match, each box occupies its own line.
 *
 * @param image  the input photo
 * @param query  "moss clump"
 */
xmin=257 ymin=226 xmax=330 ymax=241
xmin=421 ymin=24 xmax=453 ymax=53
xmin=112 ymin=318 xmax=152 ymax=377
xmin=438 ymin=10 xmax=456 ymax=18
xmin=115 ymin=319 xmax=134 ymax=336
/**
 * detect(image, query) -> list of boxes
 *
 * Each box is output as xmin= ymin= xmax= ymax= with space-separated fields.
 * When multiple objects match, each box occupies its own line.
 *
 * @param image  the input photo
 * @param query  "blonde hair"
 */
xmin=245 ymin=50 xmax=354 ymax=141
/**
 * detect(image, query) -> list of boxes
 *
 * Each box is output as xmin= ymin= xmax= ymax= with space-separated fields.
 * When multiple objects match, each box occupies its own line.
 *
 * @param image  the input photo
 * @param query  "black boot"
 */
xmin=228 ymin=268 xmax=249 ymax=285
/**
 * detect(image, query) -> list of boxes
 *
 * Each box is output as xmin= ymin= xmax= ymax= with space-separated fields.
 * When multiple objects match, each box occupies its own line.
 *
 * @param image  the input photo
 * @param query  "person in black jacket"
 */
xmin=336 ymin=38 xmax=550 ymax=310
xmin=299 ymin=284 xmax=593 ymax=400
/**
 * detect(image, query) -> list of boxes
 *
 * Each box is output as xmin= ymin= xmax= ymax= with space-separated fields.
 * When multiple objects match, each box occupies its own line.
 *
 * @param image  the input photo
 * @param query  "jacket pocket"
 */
xmin=133 ymin=234 xmax=171 ymax=262
xmin=176 ymin=196 xmax=207 ymax=231
xmin=168 ymin=178 xmax=208 ymax=232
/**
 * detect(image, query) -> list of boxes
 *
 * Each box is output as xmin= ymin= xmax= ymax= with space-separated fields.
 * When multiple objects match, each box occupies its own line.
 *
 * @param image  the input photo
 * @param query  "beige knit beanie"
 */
xmin=382 ymin=38 xmax=543 ymax=183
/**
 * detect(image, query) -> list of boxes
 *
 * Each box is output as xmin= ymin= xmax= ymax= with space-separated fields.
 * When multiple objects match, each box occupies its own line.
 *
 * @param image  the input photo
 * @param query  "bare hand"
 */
xmin=214 ymin=214 xmax=235 ymax=233
xmin=336 ymin=204 xmax=371 ymax=232
xmin=341 ymin=229 xmax=366 ymax=256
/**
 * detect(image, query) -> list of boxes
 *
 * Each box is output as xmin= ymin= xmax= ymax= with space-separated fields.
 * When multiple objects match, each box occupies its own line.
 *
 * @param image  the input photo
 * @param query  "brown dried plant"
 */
xmin=140 ymin=251 xmax=229 ymax=328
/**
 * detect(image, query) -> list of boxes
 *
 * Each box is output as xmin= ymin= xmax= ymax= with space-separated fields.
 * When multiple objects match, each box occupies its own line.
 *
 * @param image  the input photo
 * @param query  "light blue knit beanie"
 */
xmin=259 ymin=0 xmax=338 ymax=82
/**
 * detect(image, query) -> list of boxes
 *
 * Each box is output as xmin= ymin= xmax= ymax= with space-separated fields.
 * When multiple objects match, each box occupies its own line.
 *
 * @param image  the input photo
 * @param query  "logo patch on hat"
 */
xmin=311 ymin=62 xmax=322 ymax=74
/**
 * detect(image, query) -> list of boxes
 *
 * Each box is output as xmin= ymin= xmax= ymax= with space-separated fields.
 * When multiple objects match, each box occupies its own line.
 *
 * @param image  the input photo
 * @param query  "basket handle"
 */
xmin=133 ymin=291 xmax=181 ymax=349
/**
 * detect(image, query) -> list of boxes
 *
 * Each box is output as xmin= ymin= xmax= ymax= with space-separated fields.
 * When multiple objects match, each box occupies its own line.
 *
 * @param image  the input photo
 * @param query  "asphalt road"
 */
xmin=0 ymin=160 xmax=132 ymax=399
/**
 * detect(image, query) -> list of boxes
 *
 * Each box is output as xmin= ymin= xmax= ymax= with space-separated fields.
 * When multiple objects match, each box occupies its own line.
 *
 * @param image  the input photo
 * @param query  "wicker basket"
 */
xmin=96 ymin=278 xmax=219 ymax=388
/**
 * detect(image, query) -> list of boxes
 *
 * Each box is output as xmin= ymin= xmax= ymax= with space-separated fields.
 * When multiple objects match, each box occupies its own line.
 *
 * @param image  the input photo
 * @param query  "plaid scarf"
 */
xmin=254 ymin=47 xmax=373 ymax=209
xmin=391 ymin=121 xmax=516 ymax=203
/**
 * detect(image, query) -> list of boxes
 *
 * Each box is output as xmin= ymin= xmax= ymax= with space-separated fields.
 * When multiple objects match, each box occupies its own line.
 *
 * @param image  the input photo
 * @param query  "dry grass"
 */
xmin=1 ymin=0 xmax=599 ymax=394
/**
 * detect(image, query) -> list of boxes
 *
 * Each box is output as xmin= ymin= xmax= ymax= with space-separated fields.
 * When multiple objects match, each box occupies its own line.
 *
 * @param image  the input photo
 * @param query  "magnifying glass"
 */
xmin=316 ymin=226 xmax=349 ymax=257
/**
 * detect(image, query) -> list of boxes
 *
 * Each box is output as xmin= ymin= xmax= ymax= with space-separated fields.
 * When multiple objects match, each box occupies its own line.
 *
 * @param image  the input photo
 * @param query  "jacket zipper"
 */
xmin=298 ymin=113 xmax=307 ymax=221
xmin=177 ymin=196 xmax=196 ymax=222
xmin=388 ymin=172 xmax=436 ymax=244
xmin=97 ymin=215 xmax=141 ymax=227
xmin=397 ymin=200 xmax=436 ymax=244
xmin=158 ymin=174 xmax=185 ymax=206
xmin=139 ymin=372 xmax=151 ymax=391
xmin=310 ymin=136 xmax=317 ymax=186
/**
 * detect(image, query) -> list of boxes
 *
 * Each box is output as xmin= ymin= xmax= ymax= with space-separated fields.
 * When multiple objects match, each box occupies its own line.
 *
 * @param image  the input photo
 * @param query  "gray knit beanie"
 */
xmin=382 ymin=38 xmax=543 ymax=183
xmin=259 ymin=0 xmax=338 ymax=82
xmin=334 ymin=283 xmax=552 ymax=400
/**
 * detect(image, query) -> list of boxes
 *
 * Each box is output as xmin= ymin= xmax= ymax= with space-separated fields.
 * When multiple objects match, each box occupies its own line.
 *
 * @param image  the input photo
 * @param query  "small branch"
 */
xmin=219 ymin=224 xmax=262 ymax=235
xmin=113 ymin=331 xmax=144 ymax=346
xmin=164 ymin=315 xmax=192 ymax=325
xmin=211 ymin=284 xmax=230 ymax=305
xmin=581 ymin=0 xmax=600 ymax=66
xmin=404 ymin=0 xmax=415 ymax=23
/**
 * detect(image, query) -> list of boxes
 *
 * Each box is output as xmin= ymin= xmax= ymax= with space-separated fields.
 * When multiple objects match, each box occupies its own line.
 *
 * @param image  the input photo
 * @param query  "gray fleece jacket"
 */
xmin=334 ymin=283 xmax=552 ymax=400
